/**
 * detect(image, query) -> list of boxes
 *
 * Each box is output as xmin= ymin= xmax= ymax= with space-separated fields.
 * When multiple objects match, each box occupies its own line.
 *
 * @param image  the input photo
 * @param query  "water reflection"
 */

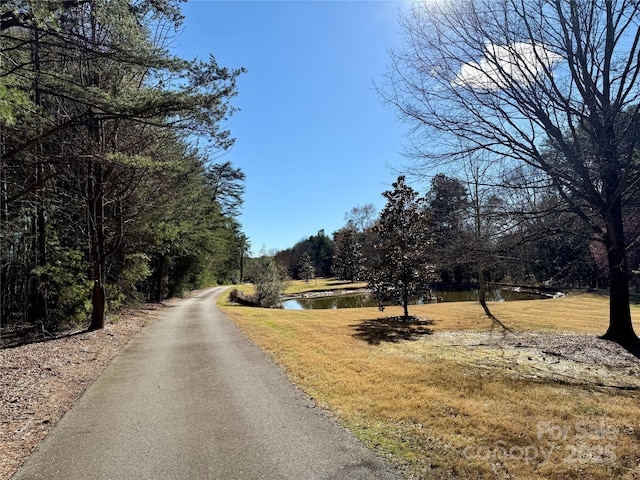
xmin=281 ymin=288 xmax=547 ymax=310
xmin=282 ymin=294 xmax=378 ymax=310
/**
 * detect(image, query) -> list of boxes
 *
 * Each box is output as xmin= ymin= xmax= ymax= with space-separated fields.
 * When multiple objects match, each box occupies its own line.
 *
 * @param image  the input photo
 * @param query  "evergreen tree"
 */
xmin=275 ymin=230 xmax=336 ymax=278
xmin=0 ymin=0 xmax=246 ymax=333
xmin=367 ymin=176 xmax=433 ymax=319
xmin=297 ymin=252 xmax=316 ymax=283
xmin=427 ymin=174 xmax=471 ymax=284
xmin=332 ymin=228 xmax=364 ymax=282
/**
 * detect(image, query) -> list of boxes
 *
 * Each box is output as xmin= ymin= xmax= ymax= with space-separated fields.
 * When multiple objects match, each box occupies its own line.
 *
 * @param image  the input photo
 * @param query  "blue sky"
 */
xmin=175 ymin=1 xmax=410 ymax=254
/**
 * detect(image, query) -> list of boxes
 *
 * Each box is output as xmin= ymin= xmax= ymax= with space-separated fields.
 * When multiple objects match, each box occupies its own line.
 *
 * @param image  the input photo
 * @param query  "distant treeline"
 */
xmin=269 ymin=174 xmax=640 ymax=292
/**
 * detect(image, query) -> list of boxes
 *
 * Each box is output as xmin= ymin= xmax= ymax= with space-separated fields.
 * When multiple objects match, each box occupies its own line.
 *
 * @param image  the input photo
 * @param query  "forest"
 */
xmin=0 ymin=0 xmax=247 ymax=336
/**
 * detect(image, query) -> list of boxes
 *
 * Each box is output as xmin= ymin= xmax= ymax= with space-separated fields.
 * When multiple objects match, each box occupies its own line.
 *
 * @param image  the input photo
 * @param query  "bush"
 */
xmin=228 ymin=288 xmax=242 ymax=303
xmin=247 ymin=255 xmax=289 ymax=307
xmin=227 ymin=288 xmax=257 ymax=306
xmin=32 ymin=244 xmax=92 ymax=330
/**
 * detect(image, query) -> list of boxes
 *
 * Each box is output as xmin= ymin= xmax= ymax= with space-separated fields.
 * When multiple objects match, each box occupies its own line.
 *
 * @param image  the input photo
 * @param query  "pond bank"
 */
xmin=280 ymin=284 xmax=564 ymax=310
xmin=282 ymin=284 xmax=564 ymax=300
xmin=280 ymin=287 xmax=370 ymax=301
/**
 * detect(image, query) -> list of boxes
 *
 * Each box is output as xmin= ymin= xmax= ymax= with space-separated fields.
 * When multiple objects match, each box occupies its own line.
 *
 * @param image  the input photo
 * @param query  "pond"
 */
xmin=281 ymin=287 xmax=550 ymax=310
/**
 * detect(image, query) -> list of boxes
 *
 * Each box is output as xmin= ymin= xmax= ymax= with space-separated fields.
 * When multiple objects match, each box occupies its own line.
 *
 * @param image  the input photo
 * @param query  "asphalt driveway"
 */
xmin=11 ymin=287 xmax=402 ymax=480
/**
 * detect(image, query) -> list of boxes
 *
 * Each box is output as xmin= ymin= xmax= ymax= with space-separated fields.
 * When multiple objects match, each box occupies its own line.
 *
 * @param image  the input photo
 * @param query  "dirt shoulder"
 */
xmin=391 ymin=330 xmax=640 ymax=389
xmin=0 ymin=297 xmax=184 ymax=480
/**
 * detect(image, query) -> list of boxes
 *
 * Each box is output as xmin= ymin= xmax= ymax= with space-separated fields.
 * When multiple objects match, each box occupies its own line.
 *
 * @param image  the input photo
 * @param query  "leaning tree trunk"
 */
xmin=477 ymin=260 xmax=509 ymax=330
xmin=472 ymin=180 xmax=501 ymax=327
xmin=477 ymin=268 xmax=491 ymax=318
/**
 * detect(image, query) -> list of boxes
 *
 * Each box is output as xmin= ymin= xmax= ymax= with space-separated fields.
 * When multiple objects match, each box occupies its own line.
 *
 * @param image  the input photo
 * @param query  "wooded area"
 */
xmin=0 ymin=0 xmax=246 ymax=337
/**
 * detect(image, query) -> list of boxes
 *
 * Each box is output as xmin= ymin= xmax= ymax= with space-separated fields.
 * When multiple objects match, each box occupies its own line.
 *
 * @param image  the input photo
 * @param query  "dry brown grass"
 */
xmin=220 ymin=289 xmax=640 ymax=479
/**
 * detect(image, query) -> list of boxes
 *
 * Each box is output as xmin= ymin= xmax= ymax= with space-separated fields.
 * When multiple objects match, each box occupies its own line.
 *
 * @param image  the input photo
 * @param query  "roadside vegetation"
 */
xmin=221 ymin=280 xmax=640 ymax=479
xmin=0 ymin=1 xmax=246 ymax=337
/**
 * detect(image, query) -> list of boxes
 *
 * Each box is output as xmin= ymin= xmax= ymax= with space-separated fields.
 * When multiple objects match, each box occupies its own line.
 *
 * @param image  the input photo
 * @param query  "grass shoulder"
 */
xmin=218 ymin=285 xmax=640 ymax=479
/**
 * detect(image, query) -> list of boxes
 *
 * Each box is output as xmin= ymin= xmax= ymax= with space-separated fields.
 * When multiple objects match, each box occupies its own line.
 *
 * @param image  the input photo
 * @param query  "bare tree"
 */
xmin=462 ymin=156 xmax=510 ymax=329
xmin=345 ymin=203 xmax=377 ymax=235
xmin=384 ymin=0 xmax=640 ymax=347
xmin=344 ymin=203 xmax=377 ymax=265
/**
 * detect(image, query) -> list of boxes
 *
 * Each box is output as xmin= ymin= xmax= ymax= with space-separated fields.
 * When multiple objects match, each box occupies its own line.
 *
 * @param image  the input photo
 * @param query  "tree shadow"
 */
xmin=623 ymin=344 xmax=640 ymax=360
xmin=1 ymin=324 xmax=88 ymax=349
xmin=351 ymin=316 xmax=434 ymax=345
xmin=602 ymin=335 xmax=640 ymax=360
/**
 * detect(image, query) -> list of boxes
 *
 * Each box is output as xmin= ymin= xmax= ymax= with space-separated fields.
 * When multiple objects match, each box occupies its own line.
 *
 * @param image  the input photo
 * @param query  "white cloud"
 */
xmin=453 ymin=42 xmax=563 ymax=90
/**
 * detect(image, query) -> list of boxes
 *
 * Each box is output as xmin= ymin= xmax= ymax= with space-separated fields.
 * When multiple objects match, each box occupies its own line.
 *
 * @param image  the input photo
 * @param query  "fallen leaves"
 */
xmin=0 ymin=302 xmax=174 ymax=480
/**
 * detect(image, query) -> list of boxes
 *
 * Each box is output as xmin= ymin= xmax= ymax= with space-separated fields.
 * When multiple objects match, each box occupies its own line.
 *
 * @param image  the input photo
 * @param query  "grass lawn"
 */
xmin=219 ymin=280 xmax=640 ymax=479
xmin=281 ymin=277 xmax=368 ymax=295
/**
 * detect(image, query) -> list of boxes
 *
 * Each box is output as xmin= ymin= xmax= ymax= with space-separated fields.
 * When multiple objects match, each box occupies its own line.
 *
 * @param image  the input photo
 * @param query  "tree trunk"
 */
xmin=157 ymin=254 xmax=169 ymax=302
xmin=89 ymin=280 xmax=106 ymax=331
xmin=29 ymin=26 xmax=48 ymax=325
xmin=402 ymin=285 xmax=409 ymax=319
xmin=477 ymin=268 xmax=491 ymax=317
xmin=88 ymin=160 xmax=107 ymax=330
xmin=472 ymin=179 xmax=498 ymax=325
xmin=88 ymin=234 xmax=107 ymax=330
xmin=477 ymin=265 xmax=509 ymax=329
xmin=601 ymin=208 xmax=638 ymax=347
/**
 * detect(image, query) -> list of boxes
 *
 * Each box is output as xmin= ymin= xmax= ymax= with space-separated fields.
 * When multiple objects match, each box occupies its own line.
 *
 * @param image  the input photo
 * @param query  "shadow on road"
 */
xmin=351 ymin=317 xmax=434 ymax=345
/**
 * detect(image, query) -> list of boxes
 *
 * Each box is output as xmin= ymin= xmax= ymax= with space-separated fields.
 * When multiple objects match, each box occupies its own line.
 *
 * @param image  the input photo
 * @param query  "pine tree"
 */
xmin=0 ymin=0 xmax=245 ymax=332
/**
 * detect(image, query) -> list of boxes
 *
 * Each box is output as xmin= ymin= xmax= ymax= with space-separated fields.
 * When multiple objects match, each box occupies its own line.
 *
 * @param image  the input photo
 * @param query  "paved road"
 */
xmin=12 ymin=287 xmax=402 ymax=480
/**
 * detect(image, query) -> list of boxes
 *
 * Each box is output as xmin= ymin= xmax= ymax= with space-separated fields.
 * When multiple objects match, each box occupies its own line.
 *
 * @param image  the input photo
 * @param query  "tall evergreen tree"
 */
xmin=297 ymin=252 xmax=316 ymax=283
xmin=427 ymin=173 xmax=470 ymax=284
xmin=0 ymin=0 xmax=245 ymax=333
xmin=332 ymin=227 xmax=364 ymax=282
xmin=367 ymin=176 xmax=433 ymax=319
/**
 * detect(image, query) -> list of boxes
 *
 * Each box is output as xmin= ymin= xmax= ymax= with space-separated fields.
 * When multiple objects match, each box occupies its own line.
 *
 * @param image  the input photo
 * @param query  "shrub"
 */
xmin=247 ymin=255 xmax=289 ymax=307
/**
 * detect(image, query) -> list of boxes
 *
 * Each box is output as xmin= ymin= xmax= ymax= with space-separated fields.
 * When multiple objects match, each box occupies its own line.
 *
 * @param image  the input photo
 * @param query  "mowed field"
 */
xmin=219 ymin=280 xmax=640 ymax=479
